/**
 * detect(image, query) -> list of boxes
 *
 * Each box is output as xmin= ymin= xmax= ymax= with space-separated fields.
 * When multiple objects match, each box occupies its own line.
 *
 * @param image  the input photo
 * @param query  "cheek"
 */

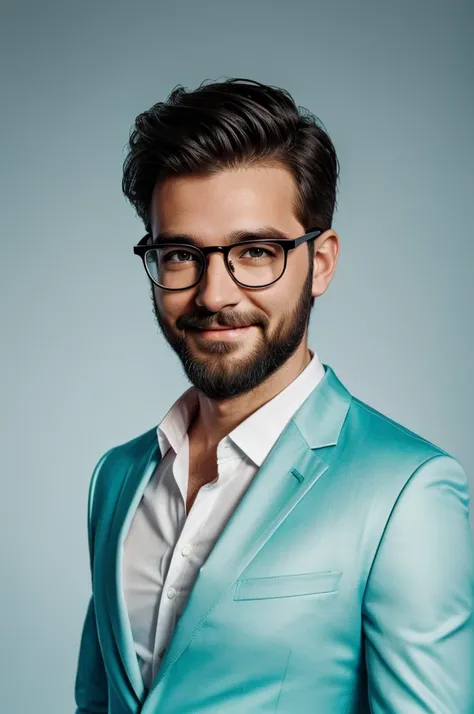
xmin=155 ymin=288 xmax=190 ymax=316
xmin=258 ymin=265 xmax=302 ymax=315
xmin=284 ymin=255 xmax=310 ymax=298
xmin=246 ymin=290 xmax=289 ymax=329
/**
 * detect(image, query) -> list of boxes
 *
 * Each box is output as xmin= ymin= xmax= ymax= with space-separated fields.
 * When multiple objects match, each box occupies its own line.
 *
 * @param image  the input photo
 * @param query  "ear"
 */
xmin=311 ymin=230 xmax=339 ymax=298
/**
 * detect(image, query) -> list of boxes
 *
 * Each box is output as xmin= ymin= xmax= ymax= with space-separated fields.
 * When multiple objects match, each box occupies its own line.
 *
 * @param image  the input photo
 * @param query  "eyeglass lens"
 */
xmin=145 ymin=242 xmax=286 ymax=289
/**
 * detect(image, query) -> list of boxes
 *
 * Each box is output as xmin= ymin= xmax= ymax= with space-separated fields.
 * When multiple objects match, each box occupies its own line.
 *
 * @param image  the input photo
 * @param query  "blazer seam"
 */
xmin=87 ymin=446 xmax=116 ymax=567
xmin=353 ymin=400 xmax=450 ymax=455
xmin=361 ymin=452 xmax=453 ymax=607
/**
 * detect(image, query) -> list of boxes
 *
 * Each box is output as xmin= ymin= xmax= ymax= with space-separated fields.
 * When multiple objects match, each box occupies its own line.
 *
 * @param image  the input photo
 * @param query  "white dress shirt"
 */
xmin=122 ymin=349 xmax=326 ymax=690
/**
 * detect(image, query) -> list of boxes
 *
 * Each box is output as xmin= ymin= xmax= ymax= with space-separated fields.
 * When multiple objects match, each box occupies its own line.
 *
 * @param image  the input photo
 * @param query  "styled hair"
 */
xmin=122 ymin=78 xmax=339 ymax=306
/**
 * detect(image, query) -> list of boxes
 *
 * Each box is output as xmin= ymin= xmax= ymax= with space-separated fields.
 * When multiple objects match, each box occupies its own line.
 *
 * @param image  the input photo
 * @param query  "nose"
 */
xmin=194 ymin=252 xmax=242 ymax=312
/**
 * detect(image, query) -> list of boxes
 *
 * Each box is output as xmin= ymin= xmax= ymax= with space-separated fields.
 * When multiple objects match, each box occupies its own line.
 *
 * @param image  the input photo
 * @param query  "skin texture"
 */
xmin=149 ymin=163 xmax=339 ymax=450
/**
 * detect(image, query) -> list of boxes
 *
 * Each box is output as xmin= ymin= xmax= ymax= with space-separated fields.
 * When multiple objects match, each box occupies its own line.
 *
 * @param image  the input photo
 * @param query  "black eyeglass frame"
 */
xmin=133 ymin=229 xmax=322 ymax=291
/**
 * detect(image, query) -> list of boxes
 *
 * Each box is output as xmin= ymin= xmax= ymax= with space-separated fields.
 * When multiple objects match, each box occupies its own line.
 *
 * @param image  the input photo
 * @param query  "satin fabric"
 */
xmin=75 ymin=365 xmax=474 ymax=713
xmin=122 ymin=350 xmax=325 ymax=688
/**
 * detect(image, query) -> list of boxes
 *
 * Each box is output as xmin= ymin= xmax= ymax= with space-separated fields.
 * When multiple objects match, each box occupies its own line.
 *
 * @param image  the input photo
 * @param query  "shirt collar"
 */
xmin=156 ymin=350 xmax=325 ymax=467
xmin=225 ymin=350 xmax=325 ymax=467
xmin=156 ymin=386 xmax=198 ymax=458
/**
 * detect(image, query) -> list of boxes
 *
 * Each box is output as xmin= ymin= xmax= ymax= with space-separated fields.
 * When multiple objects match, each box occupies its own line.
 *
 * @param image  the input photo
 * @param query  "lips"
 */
xmin=189 ymin=324 xmax=255 ymax=343
xmin=196 ymin=325 xmax=251 ymax=331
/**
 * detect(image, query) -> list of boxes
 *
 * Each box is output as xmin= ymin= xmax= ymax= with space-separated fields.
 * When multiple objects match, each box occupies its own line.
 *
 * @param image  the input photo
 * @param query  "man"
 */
xmin=75 ymin=78 xmax=474 ymax=713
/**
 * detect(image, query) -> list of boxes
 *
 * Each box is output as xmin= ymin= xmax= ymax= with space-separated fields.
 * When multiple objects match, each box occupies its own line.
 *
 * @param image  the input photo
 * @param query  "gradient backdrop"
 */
xmin=1 ymin=0 xmax=473 ymax=711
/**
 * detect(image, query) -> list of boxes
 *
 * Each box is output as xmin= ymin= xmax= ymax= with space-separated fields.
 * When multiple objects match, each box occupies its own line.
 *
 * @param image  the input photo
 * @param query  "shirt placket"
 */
xmin=151 ymin=457 xmax=223 ymax=679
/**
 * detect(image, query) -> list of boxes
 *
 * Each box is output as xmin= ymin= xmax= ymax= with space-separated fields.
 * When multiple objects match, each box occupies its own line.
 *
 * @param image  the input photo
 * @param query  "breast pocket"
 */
xmin=233 ymin=570 xmax=342 ymax=601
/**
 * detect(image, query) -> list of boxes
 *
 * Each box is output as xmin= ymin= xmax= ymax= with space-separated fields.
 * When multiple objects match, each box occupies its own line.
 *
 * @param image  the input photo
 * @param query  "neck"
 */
xmin=189 ymin=343 xmax=312 ymax=449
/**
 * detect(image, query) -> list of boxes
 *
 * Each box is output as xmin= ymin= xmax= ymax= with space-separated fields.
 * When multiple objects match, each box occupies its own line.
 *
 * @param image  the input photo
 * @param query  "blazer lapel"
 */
xmin=104 ymin=438 xmax=162 ymax=703
xmin=153 ymin=365 xmax=351 ymax=689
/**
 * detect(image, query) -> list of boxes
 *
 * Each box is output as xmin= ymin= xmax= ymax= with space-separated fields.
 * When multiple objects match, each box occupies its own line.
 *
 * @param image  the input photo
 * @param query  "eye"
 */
xmin=163 ymin=250 xmax=198 ymax=263
xmin=239 ymin=245 xmax=276 ymax=259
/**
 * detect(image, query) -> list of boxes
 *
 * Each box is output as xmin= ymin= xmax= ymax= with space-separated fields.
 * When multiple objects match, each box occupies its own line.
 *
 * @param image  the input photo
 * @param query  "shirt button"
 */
xmin=167 ymin=587 xmax=176 ymax=599
xmin=181 ymin=545 xmax=192 ymax=557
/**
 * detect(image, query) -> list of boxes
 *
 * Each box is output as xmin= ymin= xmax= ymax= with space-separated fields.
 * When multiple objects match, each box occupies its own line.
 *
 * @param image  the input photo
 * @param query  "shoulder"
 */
xmin=339 ymin=393 xmax=470 ymax=518
xmin=344 ymin=392 xmax=452 ymax=464
xmin=333 ymin=390 xmax=472 ymax=581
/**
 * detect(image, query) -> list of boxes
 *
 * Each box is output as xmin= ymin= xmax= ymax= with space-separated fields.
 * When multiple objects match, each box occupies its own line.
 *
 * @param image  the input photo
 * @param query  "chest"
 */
xmin=186 ymin=440 xmax=218 ymax=514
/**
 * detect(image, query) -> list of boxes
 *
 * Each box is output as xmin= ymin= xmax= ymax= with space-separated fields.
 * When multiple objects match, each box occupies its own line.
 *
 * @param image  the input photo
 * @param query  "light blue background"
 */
xmin=1 ymin=1 xmax=473 ymax=711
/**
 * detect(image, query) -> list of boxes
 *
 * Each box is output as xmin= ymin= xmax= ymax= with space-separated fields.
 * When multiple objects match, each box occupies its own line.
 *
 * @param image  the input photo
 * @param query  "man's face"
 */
xmin=149 ymin=164 xmax=316 ymax=400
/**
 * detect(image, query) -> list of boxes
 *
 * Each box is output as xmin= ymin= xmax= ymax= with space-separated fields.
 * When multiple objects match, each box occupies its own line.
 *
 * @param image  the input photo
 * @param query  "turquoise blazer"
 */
xmin=75 ymin=365 xmax=474 ymax=713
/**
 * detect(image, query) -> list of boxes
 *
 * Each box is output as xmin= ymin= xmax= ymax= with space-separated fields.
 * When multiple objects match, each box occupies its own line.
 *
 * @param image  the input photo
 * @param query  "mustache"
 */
xmin=176 ymin=311 xmax=267 ymax=331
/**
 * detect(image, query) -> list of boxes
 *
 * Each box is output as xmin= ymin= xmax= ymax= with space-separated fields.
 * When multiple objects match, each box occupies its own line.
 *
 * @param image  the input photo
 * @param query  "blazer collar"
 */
xmin=293 ymin=364 xmax=352 ymax=448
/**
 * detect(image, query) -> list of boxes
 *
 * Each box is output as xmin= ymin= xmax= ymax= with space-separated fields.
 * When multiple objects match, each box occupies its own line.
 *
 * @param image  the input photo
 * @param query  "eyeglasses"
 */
xmin=133 ymin=229 xmax=322 ymax=291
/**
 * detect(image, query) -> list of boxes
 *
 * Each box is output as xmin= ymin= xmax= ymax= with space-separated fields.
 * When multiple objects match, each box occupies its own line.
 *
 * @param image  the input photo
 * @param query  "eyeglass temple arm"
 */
xmin=293 ymin=229 xmax=322 ymax=247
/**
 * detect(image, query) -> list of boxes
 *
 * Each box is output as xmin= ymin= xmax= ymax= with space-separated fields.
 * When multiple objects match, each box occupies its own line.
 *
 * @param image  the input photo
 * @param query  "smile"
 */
xmin=193 ymin=325 xmax=254 ymax=340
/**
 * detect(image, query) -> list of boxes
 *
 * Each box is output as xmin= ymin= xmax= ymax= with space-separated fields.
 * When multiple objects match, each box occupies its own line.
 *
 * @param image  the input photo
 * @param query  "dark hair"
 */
xmin=122 ymin=78 xmax=339 ymax=305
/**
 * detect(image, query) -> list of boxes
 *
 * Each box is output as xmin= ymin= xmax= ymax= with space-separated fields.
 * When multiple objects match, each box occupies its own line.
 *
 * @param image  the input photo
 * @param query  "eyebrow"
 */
xmin=152 ymin=227 xmax=291 ymax=246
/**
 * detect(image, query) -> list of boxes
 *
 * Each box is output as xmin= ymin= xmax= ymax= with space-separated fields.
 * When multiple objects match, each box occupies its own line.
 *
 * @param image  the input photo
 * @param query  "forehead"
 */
xmin=149 ymin=164 xmax=303 ymax=239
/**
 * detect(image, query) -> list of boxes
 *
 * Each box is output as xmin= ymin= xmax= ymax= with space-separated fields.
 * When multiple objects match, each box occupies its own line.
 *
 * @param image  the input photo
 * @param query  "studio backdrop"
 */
xmin=1 ymin=1 xmax=472 ymax=713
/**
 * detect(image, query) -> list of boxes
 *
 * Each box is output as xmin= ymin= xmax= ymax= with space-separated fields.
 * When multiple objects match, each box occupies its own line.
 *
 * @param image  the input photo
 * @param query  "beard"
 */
xmin=151 ymin=264 xmax=314 ymax=400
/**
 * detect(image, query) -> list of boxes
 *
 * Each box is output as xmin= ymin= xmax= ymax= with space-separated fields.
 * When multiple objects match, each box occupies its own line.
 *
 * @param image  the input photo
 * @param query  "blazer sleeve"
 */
xmin=74 ymin=450 xmax=112 ymax=714
xmin=363 ymin=454 xmax=474 ymax=713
